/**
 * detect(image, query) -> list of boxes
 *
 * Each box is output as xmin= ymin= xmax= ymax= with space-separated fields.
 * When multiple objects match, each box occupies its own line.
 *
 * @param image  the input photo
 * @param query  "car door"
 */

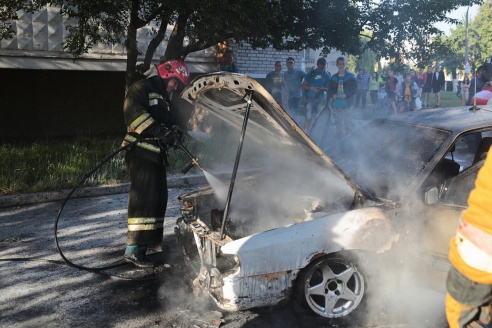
xmin=416 ymin=159 xmax=483 ymax=291
xmin=421 ymin=162 xmax=483 ymax=257
xmin=420 ymin=129 xmax=492 ymax=259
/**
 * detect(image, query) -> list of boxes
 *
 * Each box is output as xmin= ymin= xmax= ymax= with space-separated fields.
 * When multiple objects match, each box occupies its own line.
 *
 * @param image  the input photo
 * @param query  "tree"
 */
xmin=439 ymin=0 xmax=492 ymax=76
xmin=0 ymin=0 xmax=484 ymax=89
xmin=349 ymin=34 xmax=377 ymax=73
xmin=470 ymin=0 xmax=492 ymax=64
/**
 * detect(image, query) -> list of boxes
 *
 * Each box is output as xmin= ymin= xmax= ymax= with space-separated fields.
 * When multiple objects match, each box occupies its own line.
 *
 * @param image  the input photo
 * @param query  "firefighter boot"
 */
xmin=124 ymin=245 xmax=156 ymax=268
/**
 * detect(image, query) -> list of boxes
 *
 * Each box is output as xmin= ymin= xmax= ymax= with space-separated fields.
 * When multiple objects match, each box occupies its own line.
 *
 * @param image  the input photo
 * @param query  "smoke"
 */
xmin=191 ymin=110 xmax=356 ymax=237
xmin=187 ymin=94 xmax=451 ymax=325
xmin=322 ymin=119 xmax=452 ymax=326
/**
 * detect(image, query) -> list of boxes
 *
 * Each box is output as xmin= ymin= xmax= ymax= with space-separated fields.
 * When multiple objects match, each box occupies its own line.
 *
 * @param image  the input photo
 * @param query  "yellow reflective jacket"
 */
xmin=449 ymin=146 xmax=492 ymax=284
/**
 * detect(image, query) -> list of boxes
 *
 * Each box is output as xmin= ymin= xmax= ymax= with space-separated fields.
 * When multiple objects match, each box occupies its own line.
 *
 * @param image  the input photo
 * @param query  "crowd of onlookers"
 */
xmin=264 ymin=58 xmax=490 ymax=137
xmin=219 ymin=52 xmax=486 ymax=139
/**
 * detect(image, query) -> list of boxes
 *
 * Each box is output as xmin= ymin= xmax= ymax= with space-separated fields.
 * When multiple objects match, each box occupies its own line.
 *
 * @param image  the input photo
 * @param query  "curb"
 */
xmin=0 ymin=172 xmax=210 ymax=209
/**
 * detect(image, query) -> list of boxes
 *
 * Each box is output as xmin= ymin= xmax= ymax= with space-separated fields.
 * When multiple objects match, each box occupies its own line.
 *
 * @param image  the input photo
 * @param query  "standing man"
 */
xmin=422 ymin=66 xmax=433 ymax=108
xmin=467 ymin=65 xmax=486 ymax=106
xmin=432 ymin=64 xmax=445 ymax=108
xmin=302 ymin=57 xmax=330 ymax=134
xmin=410 ymin=69 xmax=421 ymax=88
xmin=446 ymin=151 xmax=492 ymax=328
xmin=417 ymin=68 xmax=425 ymax=91
xmin=355 ymin=66 xmax=370 ymax=109
xmin=121 ymin=60 xmax=190 ymax=267
xmin=265 ymin=61 xmax=284 ymax=106
xmin=220 ymin=49 xmax=239 ymax=73
xmin=385 ymin=70 xmax=399 ymax=114
xmin=328 ymin=57 xmax=357 ymax=138
xmin=395 ymin=71 xmax=403 ymax=84
xmin=283 ymin=57 xmax=306 ymax=120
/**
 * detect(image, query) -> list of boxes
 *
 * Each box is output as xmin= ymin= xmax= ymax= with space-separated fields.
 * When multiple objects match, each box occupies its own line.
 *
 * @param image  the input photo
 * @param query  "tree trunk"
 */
xmin=163 ymin=12 xmax=190 ymax=61
xmin=126 ymin=25 xmax=139 ymax=90
xmin=144 ymin=18 xmax=169 ymax=69
xmin=125 ymin=0 xmax=141 ymax=90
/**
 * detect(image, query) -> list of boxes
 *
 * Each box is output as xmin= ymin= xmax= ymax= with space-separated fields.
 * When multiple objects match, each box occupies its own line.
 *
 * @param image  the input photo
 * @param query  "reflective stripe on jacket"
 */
xmin=449 ymin=148 xmax=492 ymax=284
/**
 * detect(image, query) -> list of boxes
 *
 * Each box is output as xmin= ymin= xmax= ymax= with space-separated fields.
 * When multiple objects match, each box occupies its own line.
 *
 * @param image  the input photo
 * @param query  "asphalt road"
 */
xmin=0 ymin=186 xmax=449 ymax=328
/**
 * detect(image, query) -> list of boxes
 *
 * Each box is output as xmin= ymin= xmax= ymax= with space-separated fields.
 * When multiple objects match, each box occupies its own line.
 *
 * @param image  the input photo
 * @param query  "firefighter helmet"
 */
xmin=156 ymin=60 xmax=190 ymax=86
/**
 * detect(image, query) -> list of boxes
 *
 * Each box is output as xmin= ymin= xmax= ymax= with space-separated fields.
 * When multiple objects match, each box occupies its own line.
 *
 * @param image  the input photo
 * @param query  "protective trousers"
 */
xmin=124 ymin=150 xmax=168 ymax=256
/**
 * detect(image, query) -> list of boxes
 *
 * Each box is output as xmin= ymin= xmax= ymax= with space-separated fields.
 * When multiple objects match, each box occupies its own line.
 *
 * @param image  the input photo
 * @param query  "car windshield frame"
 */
xmin=325 ymin=119 xmax=452 ymax=200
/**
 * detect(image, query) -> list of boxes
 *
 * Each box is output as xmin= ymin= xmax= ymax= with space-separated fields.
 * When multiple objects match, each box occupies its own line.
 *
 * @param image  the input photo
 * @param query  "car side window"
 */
xmin=423 ymin=130 xmax=492 ymax=196
xmin=440 ymin=160 xmax=484 ymax=207
xmin=449 ymin=131 xmax=492 ymax=171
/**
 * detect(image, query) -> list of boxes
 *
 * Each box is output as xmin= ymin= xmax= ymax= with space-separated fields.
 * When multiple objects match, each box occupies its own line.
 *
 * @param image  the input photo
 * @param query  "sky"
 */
xmin=435 ymin=4 xmax=480 ymax=34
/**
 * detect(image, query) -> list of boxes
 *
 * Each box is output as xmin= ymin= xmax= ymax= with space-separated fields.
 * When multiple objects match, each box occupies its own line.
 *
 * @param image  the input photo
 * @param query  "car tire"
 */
xmin=293 ymin=251 xmax=377 ymax=323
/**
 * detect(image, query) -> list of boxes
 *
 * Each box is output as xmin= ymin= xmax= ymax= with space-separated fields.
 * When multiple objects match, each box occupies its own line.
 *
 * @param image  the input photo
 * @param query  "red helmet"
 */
xmin=156 ymin=60 xmax=190 ymax=86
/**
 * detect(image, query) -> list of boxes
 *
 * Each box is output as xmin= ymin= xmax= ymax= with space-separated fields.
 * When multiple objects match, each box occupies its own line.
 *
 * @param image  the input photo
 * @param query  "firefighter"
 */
xmin=446 ymin=147 xmax=492 ymax=327
xmin=121 ymin=59 xmax=190 ymax=268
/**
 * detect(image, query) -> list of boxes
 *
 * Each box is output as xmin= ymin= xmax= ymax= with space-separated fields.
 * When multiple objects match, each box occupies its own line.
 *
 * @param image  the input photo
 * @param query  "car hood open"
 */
xmin=180 ymin=72 xmax=371 ymax=202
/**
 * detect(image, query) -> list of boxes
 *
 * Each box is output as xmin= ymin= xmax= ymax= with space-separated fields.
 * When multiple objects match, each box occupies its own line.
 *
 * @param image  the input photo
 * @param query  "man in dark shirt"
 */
xmin=220 ymin=50 xmax=239 ymax=73
xmin=265 ymin=61 xmax=284 ymax=106
xmin=283 ymin=57 xmax=306 ymax=120
xmin=328 ymin=57 xmax=357 ymax=138
xmin=432 ymin=64 xmax=445 ymax=108
xmin=355 ymin=66 xmax=370 ymax=109
xmin=467 ymin=65 xmax=486 ymax=106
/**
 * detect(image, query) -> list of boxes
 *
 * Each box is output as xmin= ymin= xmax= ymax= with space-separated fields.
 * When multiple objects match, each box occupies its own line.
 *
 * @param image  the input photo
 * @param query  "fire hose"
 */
xmin=53 ymin=137 xmax=204 ymax=273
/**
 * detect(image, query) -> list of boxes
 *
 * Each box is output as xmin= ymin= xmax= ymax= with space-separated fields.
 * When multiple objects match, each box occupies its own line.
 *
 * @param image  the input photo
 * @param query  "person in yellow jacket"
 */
xmin=446 ymin=146 xmax=492 ymax=328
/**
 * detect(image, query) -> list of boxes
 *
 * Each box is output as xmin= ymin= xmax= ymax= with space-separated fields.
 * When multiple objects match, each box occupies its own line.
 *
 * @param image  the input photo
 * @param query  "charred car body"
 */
xmin=175 ymin=73 xmax=492 ymax=320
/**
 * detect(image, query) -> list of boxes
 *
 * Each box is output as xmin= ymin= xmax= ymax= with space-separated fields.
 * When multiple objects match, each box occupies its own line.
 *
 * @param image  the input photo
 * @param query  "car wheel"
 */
xmin=296 ymin=253 xmax=366 ymax=319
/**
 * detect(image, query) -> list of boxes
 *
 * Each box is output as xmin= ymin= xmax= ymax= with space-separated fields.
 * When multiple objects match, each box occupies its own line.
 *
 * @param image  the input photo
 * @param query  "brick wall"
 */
xmin=231 ymin=42 xmax=343 ymax=78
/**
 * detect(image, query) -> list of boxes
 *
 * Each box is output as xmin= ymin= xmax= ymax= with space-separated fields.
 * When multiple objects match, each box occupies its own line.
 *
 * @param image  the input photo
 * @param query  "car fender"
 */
xmin=220 ymin=207 xmax=398 ymax=278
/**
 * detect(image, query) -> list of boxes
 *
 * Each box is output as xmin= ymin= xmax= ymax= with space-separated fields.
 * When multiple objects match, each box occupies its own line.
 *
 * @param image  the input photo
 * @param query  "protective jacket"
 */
xmin=449 ymin=148 xmax=492 ymax=283
xmin=122 ymin=76 xmax=176 ymax=165
xmin=121 ymin=76 xmax=175 ymax=255
xmin=446 ymin=148 xmax=492 ymax=328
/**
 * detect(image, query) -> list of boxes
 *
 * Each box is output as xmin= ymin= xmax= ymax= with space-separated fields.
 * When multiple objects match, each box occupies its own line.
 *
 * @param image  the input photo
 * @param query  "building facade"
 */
xmin=0 ymin=6 xmax=341 ymax=139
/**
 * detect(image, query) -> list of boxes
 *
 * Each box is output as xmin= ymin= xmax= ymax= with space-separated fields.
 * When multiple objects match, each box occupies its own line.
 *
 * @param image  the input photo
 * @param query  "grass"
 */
xmin=350 ymin=91 xmax=464 ymax=120
xmin=0 ymin=136 xmax=127 ymax=195
xmin=0 ymin=133 xmax=240 ymax=196
xmin=431 ymin=90 xmax=463 ymax=108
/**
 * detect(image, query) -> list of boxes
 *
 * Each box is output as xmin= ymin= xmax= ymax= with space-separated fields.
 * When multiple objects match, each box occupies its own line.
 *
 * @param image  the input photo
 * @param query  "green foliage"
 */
xmin=469 ymin=0 xmax=492 ymax=65
xmin=1 ymin=0 xmax=484 ymax=88
xmin=440 ymin=0 xmax=492 ymax=75
xmin=349 ymin=36 xmax=377 ymax=73
xmin=0 ymin=132 xmax=242 ymax=195
xmin=0 ymin=136 xmax=129 ymax=195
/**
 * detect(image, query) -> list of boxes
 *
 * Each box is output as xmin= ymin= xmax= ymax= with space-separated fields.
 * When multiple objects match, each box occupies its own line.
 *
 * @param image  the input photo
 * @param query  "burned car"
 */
xmin=175 ymin=73 xmax=492 ymax=320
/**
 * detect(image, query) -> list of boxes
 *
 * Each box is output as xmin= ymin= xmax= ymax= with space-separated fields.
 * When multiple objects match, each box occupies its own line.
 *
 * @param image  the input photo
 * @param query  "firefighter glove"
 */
xmin=155 ymin=125 xmax=175 ymax=147
xmin=171 ymin=125 xmax=183 ymax=148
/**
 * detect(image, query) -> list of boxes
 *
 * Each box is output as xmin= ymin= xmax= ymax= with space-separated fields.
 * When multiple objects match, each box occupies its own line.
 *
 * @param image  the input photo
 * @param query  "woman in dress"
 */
xmin=461 ymin=75 xmax=470 ymax=106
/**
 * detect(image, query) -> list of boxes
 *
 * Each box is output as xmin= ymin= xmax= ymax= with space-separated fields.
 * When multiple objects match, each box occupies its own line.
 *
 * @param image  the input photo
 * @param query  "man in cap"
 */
xmin=121 ymin=59 xmax=190 ymax=267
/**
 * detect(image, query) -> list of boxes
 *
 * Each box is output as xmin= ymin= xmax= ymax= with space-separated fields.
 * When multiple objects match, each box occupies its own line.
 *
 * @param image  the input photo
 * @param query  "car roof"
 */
xmin=385 ymin=106 xmax=492 ymax=134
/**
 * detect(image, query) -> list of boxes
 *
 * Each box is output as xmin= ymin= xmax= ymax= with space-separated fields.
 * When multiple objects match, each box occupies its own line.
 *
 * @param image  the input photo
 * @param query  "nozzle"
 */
xmin=191 ymin=158 xmax=205 ymax=171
